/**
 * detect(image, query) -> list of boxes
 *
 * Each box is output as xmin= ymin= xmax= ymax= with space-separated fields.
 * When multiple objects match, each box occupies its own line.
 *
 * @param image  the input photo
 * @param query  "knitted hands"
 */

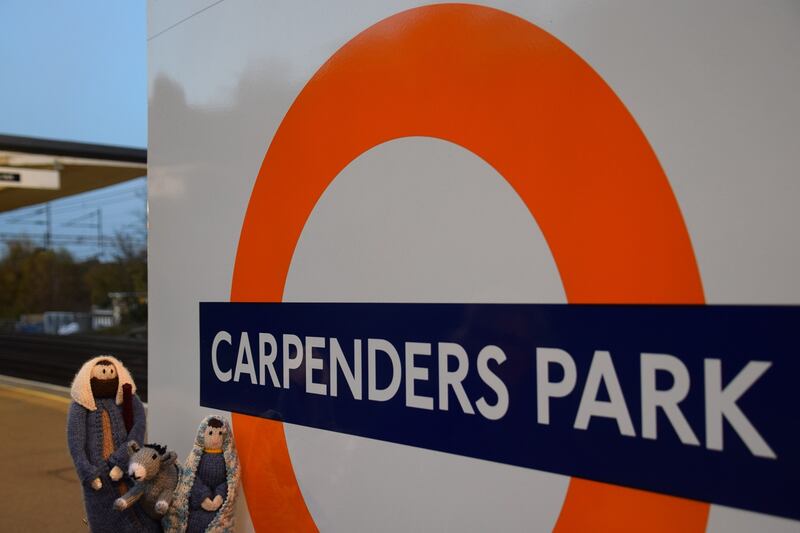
xmin=90 ymin=464 xmax=123 ymax=490
xmin=110 ymin=465 xmax=124 ymax=481
xmin=201 ymin=495 xmax=223 ymax=512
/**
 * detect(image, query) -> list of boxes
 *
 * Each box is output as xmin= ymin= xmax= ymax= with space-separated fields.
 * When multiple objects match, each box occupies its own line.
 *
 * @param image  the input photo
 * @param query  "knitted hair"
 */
xmin=69 ymin=355 xmax=137 ymax=411
xmin=163 ymin=416 xmax=240 ymax=533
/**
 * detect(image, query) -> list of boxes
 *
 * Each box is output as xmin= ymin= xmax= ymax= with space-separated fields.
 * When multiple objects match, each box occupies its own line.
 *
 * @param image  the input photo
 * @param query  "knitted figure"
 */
xmin=114 ymin=442 xmax=179 ymax=519
xmin=66 ymin=355 xmax=161 ymax=533
xmin=164 ymin=416 xmax=240 ymax=533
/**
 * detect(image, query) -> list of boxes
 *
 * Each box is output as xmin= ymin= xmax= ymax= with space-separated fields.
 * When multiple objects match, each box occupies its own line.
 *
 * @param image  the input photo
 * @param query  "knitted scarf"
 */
xmin=163 ymin=416 xmax=240 ymax=533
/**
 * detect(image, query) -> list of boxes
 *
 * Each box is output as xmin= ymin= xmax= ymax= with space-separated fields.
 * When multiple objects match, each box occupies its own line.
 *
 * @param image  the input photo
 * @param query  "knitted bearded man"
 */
xmin=165 ymin=416 xmax=239 ymax=533
xmin=66 ymin=356 xmax=161 ymax=532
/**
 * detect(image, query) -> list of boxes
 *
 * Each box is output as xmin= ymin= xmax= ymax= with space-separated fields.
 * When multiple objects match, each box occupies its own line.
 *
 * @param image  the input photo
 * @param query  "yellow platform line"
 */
xmin=0 ymin=383 xmax=71 ymax=406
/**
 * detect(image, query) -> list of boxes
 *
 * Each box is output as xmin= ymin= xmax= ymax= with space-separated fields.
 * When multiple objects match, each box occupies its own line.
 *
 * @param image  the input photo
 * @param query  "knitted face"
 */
xmin=90 ymin=360 xmax=119 ymax=398
xmin=127 ymin=442 xmax=169 ymax=481
xmin=204 ymin=418 xmax=226 ymax=450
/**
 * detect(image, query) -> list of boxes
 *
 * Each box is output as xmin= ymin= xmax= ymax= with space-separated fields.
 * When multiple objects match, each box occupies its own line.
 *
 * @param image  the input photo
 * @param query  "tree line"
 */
xmin=0 ymin=235 xmax=146 ymax=322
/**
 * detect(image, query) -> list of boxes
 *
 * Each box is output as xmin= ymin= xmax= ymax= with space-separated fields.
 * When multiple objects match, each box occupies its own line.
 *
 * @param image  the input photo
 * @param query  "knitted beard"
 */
xmin=90 ymin=376 xmax=119 ymax=399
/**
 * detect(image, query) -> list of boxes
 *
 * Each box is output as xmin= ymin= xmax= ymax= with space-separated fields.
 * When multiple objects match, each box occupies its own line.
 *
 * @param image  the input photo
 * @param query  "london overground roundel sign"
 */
xmin=197 ymin=4 xmax=799 ymax=531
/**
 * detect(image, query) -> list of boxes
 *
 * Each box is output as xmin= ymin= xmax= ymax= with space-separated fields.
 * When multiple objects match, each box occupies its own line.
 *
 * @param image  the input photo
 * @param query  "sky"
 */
xmin=0 ymin=0 xmax=147 ymax=259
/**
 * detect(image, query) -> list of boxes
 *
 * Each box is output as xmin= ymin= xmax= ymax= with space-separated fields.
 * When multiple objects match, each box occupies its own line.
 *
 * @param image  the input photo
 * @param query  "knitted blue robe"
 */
xmin=67 ymin=395 xmax=161 ymax=533
xmin=187 ymin=453 xmax=228 ymax=533
xmin=163 ymin=415 xmax=239 ymax=533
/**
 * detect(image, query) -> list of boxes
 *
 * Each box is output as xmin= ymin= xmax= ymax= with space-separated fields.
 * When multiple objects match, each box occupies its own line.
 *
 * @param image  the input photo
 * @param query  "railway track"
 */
xmin=0 ymin=333 xmax=147 ymax=401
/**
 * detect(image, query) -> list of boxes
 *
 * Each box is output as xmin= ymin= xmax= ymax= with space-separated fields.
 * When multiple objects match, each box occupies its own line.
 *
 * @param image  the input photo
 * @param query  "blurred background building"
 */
xmin=0 ymin=1 xmax=147 ymax=388
xmin=0 ymin=3 xmax=147 ymax=531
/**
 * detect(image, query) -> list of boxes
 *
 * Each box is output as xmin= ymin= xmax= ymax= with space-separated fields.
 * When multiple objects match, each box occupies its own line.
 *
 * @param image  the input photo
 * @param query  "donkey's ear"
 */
xmin=163 ymin=451 xmax=178 ymax=465
xmin=127 ymin=441 xmax=141 ymax=456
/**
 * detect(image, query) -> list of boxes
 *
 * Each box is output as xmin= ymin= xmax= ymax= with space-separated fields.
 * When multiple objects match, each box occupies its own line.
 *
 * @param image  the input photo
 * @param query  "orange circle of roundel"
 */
xmin=231 ymin=4 xmax=707 ymax=532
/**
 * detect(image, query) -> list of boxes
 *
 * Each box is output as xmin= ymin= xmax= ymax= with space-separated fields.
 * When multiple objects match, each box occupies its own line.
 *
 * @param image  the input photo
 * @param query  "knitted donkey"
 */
xmin=114 ymin=442 xmax=179 ymax=519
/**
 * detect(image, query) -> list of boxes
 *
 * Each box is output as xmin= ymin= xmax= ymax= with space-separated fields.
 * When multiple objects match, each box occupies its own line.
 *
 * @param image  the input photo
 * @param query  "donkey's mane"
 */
xmin=143 ymin=443 xmax=167 ymax=455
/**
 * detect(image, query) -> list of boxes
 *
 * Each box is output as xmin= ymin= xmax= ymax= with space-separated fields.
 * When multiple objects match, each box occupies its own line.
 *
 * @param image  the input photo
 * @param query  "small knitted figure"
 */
xmin=114 ymin=441 xmax=179 ymax=519
xmin=66 ymin=355 xmax=161 ymax=532
xmin=164 ymin=416 xmax=240 ymax=533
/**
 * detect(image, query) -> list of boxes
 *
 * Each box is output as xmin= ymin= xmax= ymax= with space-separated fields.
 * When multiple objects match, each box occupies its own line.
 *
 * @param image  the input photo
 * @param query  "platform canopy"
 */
xmin=0 ymin=134 xmax=146 ymax=213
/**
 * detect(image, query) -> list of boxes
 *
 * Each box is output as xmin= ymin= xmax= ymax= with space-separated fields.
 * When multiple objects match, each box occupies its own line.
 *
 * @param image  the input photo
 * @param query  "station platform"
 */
xmin=0 ymin=375 xmax=86 ymax=532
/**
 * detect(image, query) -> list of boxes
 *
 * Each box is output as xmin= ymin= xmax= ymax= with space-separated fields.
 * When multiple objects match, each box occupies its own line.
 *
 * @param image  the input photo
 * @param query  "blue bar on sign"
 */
xmin=199 ymin=302 xmax=800 ymax=520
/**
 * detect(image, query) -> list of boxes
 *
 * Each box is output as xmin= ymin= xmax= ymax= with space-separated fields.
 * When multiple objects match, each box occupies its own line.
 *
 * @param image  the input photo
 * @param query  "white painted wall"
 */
xmin=148 ymin=2 xmax=800 ymax=531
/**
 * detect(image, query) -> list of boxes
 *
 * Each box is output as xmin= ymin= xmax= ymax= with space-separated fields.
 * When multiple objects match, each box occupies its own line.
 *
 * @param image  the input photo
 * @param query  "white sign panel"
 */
xmin=0 ymin=166 xmax=59 ymax=189
xmin=148 ymin=2 xmax=800 ymax=532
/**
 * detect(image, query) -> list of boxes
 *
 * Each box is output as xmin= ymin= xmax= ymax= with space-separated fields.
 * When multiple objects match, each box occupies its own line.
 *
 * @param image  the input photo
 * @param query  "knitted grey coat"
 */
xmin=66 ymin=356 xmax=161 ymax=533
